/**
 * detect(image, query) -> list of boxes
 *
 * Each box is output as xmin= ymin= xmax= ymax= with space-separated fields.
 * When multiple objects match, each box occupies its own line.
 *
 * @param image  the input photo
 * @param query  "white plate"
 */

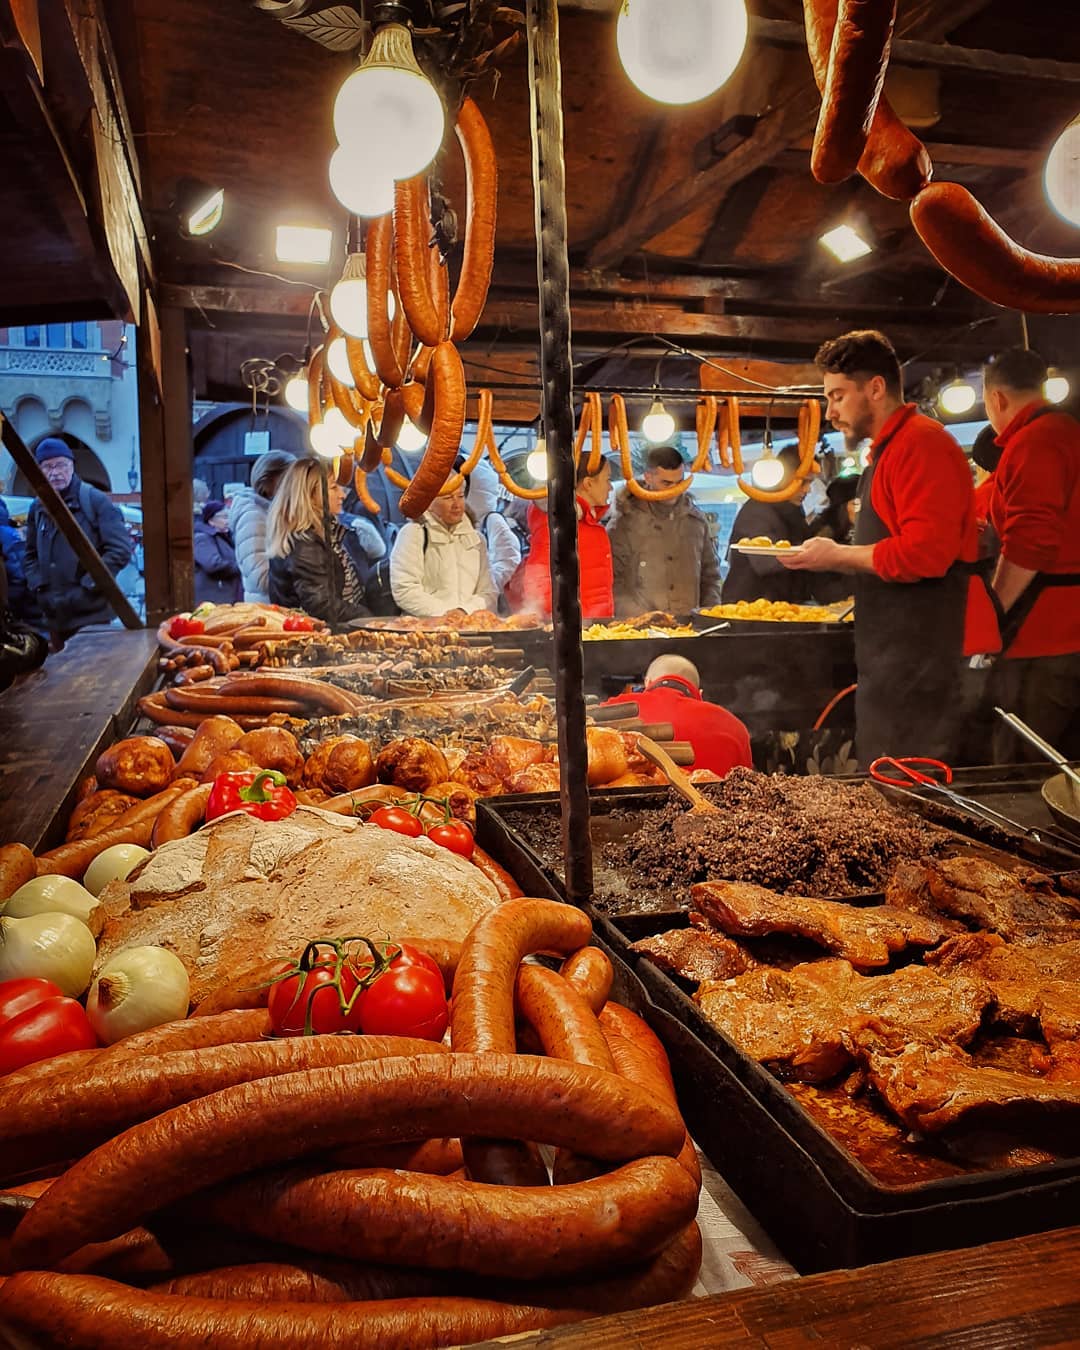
xmin=729 ymin=543 xmax=805 ymax=557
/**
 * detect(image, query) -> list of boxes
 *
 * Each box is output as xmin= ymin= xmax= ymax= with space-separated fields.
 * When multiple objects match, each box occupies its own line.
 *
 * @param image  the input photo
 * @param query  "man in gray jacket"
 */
xmin=609 ymin=444 xmax=723 ymax=617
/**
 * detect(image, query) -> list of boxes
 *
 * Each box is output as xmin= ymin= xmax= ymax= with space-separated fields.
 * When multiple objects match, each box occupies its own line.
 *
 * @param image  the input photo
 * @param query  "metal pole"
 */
xmin=526 ymin=0 xmax=592 ymax=904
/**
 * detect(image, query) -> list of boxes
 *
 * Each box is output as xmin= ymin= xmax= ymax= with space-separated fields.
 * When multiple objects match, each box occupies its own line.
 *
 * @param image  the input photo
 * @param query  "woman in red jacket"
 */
xmin=514 ymin=457 xmax=614 ymax=620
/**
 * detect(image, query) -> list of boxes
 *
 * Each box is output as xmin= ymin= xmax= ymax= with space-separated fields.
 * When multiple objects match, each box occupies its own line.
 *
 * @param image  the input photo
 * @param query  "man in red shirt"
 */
xmin=781 ymin=329 xmax=997 ymax=765
xmin=981 ymin=347 xmax=1080 ymax=761
xmin=600 ymin=654 xmax=752 ymax=777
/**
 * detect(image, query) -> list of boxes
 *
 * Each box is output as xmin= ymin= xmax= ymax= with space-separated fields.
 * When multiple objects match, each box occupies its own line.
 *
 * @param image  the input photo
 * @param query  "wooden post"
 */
xmin=136 ymin=302 xmax=172 ymax=623
xmin=526 ymin=0 xmax=593 ymax=904
xmin=0 ymin=414 xmax=142 ymax=629
xmin=161 ymin=306 xmax=194 ymax=612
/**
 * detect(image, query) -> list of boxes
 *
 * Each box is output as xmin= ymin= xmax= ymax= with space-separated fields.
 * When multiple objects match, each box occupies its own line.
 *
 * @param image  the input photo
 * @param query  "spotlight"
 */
xmin=175 ymin=179 xmax=225 ymax=238
xmin=819 ymin=224 xmax=872 ymax=262
xmin=275 ymin=225 xmax=333 ymax=265
xmin=641 ymin=398 xmax=676 ymax=443
xmin=939 ymin=380 xmax=977 ymax=416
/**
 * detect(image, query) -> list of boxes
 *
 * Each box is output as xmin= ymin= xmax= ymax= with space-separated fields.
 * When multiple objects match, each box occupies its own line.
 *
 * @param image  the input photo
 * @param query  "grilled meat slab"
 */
xmin=693 ymin=960 xmax=990 ymax=1083
xmin=692 ymin=880 xmax=955 ymax=969
xmin=887 ymin=857 xmax=1080 ymax=942
xmin=631 ymin=925 xmax=757 ymax=983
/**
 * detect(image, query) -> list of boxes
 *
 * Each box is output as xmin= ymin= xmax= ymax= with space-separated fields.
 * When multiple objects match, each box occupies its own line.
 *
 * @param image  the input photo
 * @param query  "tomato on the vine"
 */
xmin=426 ymin=820 xmax=475 ymax=859
xmin=357 ymin=952 xmax=448 ymax=1042
xmin=0 ymin=989 xmax=97 ymax=1074
xmin=369 ymin=805 xmax=423 ymax=838
xmin=267 ymin=954 xmax=365 ymax=1037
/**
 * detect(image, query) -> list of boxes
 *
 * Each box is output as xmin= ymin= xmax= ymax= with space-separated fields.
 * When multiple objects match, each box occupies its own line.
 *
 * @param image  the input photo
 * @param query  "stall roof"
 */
xmin=3 ymin=0 xmax=1080 ymax=405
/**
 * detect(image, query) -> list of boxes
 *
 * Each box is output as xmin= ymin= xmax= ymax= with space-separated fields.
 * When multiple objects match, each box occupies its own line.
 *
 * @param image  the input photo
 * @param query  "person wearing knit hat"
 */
xmin=227 ymin=450 xmax=294 ymax=602
xmin=194 ymin=497 xmax=242 ymax=605
xmin=23 ymin=437 xmax=132 ymax=645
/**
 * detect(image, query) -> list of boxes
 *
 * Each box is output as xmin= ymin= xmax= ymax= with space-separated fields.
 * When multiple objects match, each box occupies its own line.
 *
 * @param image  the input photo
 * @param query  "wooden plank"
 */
xmin=587 ymin=0 xmax=995 ymax=269
xmin=488 ymin=1225 xmax=1080 ymax=1349
xmin=0 ymin=628 xmax=160 ymax=850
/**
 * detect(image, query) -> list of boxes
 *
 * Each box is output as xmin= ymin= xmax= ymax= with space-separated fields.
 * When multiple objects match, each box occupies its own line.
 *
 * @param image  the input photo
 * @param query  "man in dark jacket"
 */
xmin=23 ymin=438 xmax=132 ymax=643
xmin=723 ymin=444 xmax=813 ymax=604
xmin=609 ymin=445 xmax=722 ymax=617
xmin=0 ymin=497 xmax=33 ymax=626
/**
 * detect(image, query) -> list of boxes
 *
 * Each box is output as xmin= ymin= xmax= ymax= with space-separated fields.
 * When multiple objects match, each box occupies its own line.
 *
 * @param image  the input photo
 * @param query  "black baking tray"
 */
xmin=476 ymin=790 xmax=1080 ymax=1273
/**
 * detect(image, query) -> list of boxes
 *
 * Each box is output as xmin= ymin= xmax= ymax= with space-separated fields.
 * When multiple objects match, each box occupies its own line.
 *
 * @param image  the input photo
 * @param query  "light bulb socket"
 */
xmin=364 ymin=21 xmax=426 ymax=77
xmin=372 ymin=2 xmax=413 ymax=30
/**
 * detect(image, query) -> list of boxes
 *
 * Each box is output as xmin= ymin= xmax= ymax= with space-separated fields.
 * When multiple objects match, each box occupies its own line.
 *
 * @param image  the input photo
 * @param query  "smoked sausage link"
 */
xmin=514 ymin=965 xmax=614 ymax=1071
xmin=451 ymin=97 xmax=498 ymax=342
xmin=194 ymin=1156 xmax=698 ymax=1280
xmin=10 ymin=1053 xmax=684 ymax=1272
xmin=910 ymin=181 xmax=1080 ymax=314
xmin=559 ymin=946 xmax=614 ymax=1014
xmin=812 ymin=0 xmax=897 ymax=184
xmin=397 ymin=342 xmax=467 ymax=520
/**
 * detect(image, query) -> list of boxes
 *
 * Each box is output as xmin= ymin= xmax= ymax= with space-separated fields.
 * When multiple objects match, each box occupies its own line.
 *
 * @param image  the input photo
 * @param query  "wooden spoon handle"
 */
xmin=635 ymin=735 xmax=713 ymax=811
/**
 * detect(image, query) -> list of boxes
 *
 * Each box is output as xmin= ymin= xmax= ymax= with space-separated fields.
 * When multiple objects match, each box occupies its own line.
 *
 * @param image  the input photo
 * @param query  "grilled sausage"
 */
xmin=559 ymin=947 xmax=614 ymax=1014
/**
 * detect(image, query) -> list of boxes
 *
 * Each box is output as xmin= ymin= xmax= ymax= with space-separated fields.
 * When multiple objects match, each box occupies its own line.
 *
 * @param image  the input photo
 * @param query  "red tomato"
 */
xmin=0 ymin=978 xmax=65 ymax=1029
xmin=268 ymin=956 xmax=364 ymax=1037
xmin=357 ymin=962 xmax=448 ymax=1042
xmin=369 ymin=805 xmax=423 ymax=838
xmin=283 ymin=615 xmax=315 ymax=632
xmin=426 ymin=820 xmax=475 ymax=859
xmin=0 ymin=997 xmax=97 ymax=1075
xmin=168 ymin=615 xmax=205 ymax=639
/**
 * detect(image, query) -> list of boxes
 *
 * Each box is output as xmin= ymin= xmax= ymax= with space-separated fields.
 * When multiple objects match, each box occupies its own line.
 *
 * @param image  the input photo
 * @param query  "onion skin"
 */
xmin=86 ymin=947 xmax=191 ymax=1045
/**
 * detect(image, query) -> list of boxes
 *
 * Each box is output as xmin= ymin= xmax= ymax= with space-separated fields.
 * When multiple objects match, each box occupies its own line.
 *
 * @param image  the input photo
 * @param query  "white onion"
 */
xmin=83 ymin=844 xmax=151 ymax=898
xmin=0 ymin=912 xmax=97 ymax=996
xmin=86 ymin=946 xmax=191 ymax=1044
xmin=4 ymin=876 xmax=103 ymax=937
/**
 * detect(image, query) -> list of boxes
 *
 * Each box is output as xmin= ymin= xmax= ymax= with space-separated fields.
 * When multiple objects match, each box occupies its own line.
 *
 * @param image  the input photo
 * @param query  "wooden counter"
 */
xmin=0 ymin=627 xmax=159 ymax=850
xmin=490 ymin=1225 xmax=1080 ymax=1348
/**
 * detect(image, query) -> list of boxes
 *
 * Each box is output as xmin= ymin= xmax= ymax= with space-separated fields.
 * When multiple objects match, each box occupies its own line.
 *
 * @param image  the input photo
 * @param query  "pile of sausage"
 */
xmin=157 ymin=605 xmax=328 ymax=682
xmin=139 ymin=670 xmax=367 ymax=729
xmin=316 ymin=96 xmax=497 ymax=520
xmin=805 ymin=0 xmax=1080 ymax=312
xmin=0 ymin=899 xmax=703 ymax=1348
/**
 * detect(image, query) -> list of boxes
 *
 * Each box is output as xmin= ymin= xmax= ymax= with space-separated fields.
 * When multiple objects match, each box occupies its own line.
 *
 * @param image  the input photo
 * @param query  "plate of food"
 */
xmin=729 ymin=536 xmax=804 ymax=557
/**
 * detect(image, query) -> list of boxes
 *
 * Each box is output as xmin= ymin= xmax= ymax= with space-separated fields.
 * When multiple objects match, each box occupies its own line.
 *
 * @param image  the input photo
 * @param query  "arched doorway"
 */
xmin=12 ymin=433 xmax=111 ymax=493
xmin=193 ymin=406 xmax=306 ymax=500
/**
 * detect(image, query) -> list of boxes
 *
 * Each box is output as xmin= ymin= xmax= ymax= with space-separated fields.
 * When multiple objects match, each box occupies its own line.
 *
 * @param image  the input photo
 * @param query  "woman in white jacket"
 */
xmin=389 ymin=483 xmax=498 ymax=618
xmin=227 ymin=450 xmax=293 ymax=602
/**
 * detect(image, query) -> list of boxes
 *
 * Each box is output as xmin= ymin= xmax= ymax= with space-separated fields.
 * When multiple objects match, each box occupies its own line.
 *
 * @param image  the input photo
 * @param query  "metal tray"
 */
xmin=475 ymin=791 xmax=1080 ymax=1272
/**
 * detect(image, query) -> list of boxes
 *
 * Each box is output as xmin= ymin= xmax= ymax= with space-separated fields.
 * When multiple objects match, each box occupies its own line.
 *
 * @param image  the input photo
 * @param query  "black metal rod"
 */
xmin=525 ymin=0 xmax=592 ymax=905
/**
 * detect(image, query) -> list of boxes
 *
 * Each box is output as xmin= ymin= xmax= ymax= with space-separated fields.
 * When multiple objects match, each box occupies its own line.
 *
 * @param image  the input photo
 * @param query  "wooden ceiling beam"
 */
xmin=586 ymin=0 xmax=994 ymax=270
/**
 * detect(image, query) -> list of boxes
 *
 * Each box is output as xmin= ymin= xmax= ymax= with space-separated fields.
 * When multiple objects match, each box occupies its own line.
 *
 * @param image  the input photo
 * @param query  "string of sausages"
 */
xmin=804 ymin=0 xmax=1080 ymax=312
xmin=0 ymin=899 xmax=703 ymax=1347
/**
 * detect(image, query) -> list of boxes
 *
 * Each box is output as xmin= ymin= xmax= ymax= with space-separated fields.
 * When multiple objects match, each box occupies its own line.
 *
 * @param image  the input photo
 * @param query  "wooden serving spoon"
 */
xmin=635 ymin=735 xmax=717 ymax=816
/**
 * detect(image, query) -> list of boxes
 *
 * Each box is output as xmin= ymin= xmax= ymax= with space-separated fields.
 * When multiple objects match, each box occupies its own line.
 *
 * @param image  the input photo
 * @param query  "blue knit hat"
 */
xmin=35 ymin=437 xmax=74 ymax=464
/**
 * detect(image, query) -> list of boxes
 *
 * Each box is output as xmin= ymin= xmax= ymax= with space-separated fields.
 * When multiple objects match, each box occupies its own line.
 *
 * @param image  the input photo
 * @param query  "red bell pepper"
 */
xmin=205 ymin=769 xmax=298 ymax=823
xmin=169 ymin=614 xmax=205 ymax=639
xmin=283 ymin=615 xmax=315 ymax=632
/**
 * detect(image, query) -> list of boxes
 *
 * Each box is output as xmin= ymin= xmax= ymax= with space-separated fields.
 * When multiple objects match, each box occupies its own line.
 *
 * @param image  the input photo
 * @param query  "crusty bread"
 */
xmin=96 ymin=807 xmax=501 ymax=1002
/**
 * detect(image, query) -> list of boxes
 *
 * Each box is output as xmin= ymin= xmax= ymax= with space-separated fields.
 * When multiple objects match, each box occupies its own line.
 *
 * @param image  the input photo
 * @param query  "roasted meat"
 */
xmin=506 ymin=762 xmax=562 ymax=795
xmin=631 ymin=925 xmax=757 ymax=983
xmin=375 ymin=738 xmax=450 ymax=793
xmin=692 ymin=880 xmax=956 ymax=969
xmin=693 ymin=960 xmax=990 ymax=1083
xmin=487 ymin=736 xmax=545 ymax=782
xmin=847 ymin=1026 xmax=1080 ymax=1135
xmin=887 ymin=856 xmax=1080 ymax=942
xmin=302 ymin=734 xmax=375 ymax=794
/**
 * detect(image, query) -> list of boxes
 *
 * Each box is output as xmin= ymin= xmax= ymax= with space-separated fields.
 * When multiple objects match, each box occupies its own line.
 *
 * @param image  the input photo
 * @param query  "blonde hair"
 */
xmin=267 ymin=457 xmax=334 ymax=558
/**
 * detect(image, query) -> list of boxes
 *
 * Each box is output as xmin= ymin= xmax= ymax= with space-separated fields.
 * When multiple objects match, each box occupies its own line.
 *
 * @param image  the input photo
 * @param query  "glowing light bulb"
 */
xmin=322 ymin=406 xmax=356 ymax=448
xmin=1045 ymin=373 xmax=1070 ymax=404
xmin=641 ymin=398 xmax=676 ymax=443
xmin=1045 ymin=114 xmax=1080 ymax=227
xmin=333 ymin=24 xmax=445 ymax=181
xmin=617 ymin=0 xmax=748 ymax=106
xmin=939 ymin=380 xmax=977 ymax=416
xmin=309 ymin=422 xmax=337 ymax=457
xmin=284 ymin=371 xmax=309 ymax=413
xmin=326 ymin=337 xmax=355 ymax=389
xmin=328 ymin=145 xmax=395 ymax=219
xmin=330 ymin=254 xmax=369 ymax=339
xmin=527 ymin=440 xmax=548 ymax=482
xmin=751 ymin=455 xmax=785 ymax=490
xmin=396 ymin=418 xmax=427 ymax=453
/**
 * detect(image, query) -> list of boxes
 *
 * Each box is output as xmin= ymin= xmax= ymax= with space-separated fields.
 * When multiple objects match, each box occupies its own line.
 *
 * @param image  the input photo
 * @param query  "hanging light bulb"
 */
xmin=326 ymin=337 xmax=356 ymax=389
xmin=751 ymin=453 xmax=785 ymax=490
xmin=284 ymin=370 xmax=309 ymax=413
xmin=1045 ymin=371 xmax=1071 ymax=404
xmin=526 ymin=438 xmax=548 ymax=482
xmin=617 ymin=0 xmax=748 ymax=106
xmin=309 ymin=421 xmax=338 ymax=457
xmin=330 ymin=254 xmax=369 ymax=339
xmin=641 ymin=397 xmax=676 ymax=443
xmin=396 ymin=418 xmax=427 ymax=453
xmin=1045 ymin=114 xmax=1080 ymax=227
xmin=333 ymin=24 xmax=445 ymax=181
xmin=328 ymin=146 xmax=395 ymax=219
xmin=939 ymin=379 xmax=977 ymax=417
xmin=322 ymin=406 xmax=356 ymax=449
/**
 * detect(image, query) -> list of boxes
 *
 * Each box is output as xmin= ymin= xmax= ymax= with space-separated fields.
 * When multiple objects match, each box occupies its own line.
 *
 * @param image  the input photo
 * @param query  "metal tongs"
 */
xmin=994 ymin=707 xmax=1080 ymax=809
xmin=868 ymin=755 xmax=1080 ymax=854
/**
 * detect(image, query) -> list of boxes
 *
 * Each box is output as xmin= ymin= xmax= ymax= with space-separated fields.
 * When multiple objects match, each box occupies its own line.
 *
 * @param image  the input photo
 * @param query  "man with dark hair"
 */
xmin=981 ymin=346 xmax=1080 ymax=759
xmin=609 ymin=444 xmax=721 ymax=617
xmin=781 ymin=329 xmax=998 ymax=764
xmin=723 ymin=443 xmax=813 ymax=604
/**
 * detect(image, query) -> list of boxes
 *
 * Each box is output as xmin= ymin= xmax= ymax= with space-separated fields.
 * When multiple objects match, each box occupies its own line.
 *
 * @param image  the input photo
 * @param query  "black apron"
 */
xmin=852 ymin=418 xmax=974 ymax=766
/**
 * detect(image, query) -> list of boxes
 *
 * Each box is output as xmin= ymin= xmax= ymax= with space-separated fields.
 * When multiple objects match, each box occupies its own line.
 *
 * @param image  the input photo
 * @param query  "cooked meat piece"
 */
xmin=884 ymin=858 xmax=942 ymax=919
xmin=505 ymin=762 xmax=562 ymax=795
xmin=375 ymin=738 xmax=449 ymax=793
xmin=235 ymin=727 xmax=305 ymax=787
xmin=65 ymin=789 xmax=140 ymax=842
xmin=692 ymin=880 xmax=955 ymax=969
xmin=847 ymin=1027 xmax=1080 ymax=1135
xmin=487 ymin=736 xmax=544 ymax=783
xmin=631 ymin=926 xmax=757 ymax=983
xmin=424 ymin=781 xmax=480 ymax=824
xmin=302 ymin=734 xmax=375 ymax=794
xmin=693 ymin=960 xmax=989 ymax=1083
xmin=926 ymin=856 xmax=1080 ymax=941
xmin=586 ymin=728 xmax=629 ymax=787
